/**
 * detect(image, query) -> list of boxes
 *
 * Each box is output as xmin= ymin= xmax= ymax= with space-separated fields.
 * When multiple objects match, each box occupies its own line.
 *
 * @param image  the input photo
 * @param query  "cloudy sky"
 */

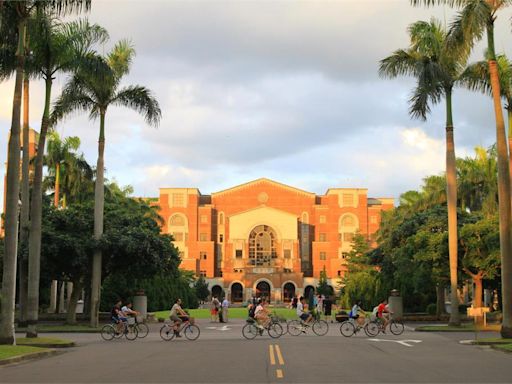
xmin=2 ymin=0 xmax=512 ymax=203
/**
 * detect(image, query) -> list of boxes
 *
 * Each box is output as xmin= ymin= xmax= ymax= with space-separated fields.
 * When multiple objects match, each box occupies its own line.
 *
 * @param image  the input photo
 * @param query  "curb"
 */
xmin=17 ymin=342 xmax=75 ymax=348
xmin=0 ymin=349 xmax=62 ymax=367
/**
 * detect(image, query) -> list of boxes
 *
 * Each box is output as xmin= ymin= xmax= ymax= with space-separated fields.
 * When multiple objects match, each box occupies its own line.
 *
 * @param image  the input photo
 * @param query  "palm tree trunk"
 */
xmin=508 ymin=107 xmax=512 ymax=211
xmin=26 ymin=77 xmax=53 ymax=338
xmin=445 ymin=88 xmax=460 ymax=326
xmin=54 ymin=163 xmax=60 ymax=207
xmin=473 ymin=273 xmax=484 ymax=309
xmin=18 ymin=73 xmax=30 ymax=326
xmin=66 ymin=280 xmax=82 ymax=325
xmin=90 ymin=111 xmax=106 ymax=328
xmin=0 ymin=18 xmax=26 ymax=345
xmin=487 ymin=24 xmax=512 ymax=339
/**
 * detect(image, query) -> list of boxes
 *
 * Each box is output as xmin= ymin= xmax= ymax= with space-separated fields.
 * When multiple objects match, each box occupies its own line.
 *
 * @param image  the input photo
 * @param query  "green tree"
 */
xmin=53 ymin=40 xmax=161 ymax=327
xmin=380 ymin=18 xmax=470 ymax=325
xmin=412 ymin=0 xmax=512 ymax=339
xmin=0 ymin=0 xmax=93 ymax=346
xmin=194 ymin=276 xmax=210 ymax=303
xmin=316 ymin=267 xmax=332 ymax=297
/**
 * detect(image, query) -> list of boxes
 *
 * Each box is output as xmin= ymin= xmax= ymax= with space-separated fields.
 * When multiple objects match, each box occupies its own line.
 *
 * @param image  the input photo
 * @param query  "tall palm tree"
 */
xmin=44 ymin=132 xmax=81 ymax=207
xmin=412 ymin=0 xmax=512 ymax=339
xmin=52 ymin=40 xmax=161 ymax=327
xmin=0 ymin=0 xmax=92 ymax=346
xmin=25 ymin=15 xmax=107 ymax=338
xmin=380 ymin=19 xmax=468 ymax=325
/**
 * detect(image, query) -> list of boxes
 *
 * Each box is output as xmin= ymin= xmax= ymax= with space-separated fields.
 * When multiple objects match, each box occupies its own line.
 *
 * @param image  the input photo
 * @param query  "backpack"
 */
xmin=248 ymin=304 xmax=256 ymax=318
xmin=371 ymin=306 xmax=379 ymax=320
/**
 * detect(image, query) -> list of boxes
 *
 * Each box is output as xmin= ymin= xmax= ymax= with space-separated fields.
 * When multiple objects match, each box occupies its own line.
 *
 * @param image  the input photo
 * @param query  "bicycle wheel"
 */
xmin=287 ymin=320 xmax=303 ymax=336
xmin=312 ymin=320 xmax=329 ymax=336
xmin=389 ymin=320 xmax=405 ymax=335
xmin=364 ymin=321 xmax=379 ymax=337
xmin=268 ymin=323 xmax=283 ymax=338
xmin=340 ymin=321 xmax=355 ymax=337
xmin=242 ymin=323 xmax=258 ymax=340
xmin=136 ymin=323 xmax=149 ymax=338
xmin=100 ymin=324 xmax=115 ymax=341
xmin=184 ymin=324 xmax=201 ymax=341
xmin=125 ymin=325 xmax=138 ymax=340
xmin=160 ymin=324 xmax=175 ymax=341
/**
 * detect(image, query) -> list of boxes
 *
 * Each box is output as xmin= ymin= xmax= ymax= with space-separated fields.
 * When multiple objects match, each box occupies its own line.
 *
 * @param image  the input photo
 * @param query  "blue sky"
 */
xmin=1 ymin=0 xmax=511 ymax=204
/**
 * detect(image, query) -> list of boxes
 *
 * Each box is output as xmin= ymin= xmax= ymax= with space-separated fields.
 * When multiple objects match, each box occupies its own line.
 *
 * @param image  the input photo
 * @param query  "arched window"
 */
xmin=249 ymin=225 xmax=277 ymax=266
xmin=169 ymin=213 xmax=188 ymax=242
xmin=169 ymin=214 xmax=185 ymax=226
xmin=339 ymin=214 xmax=358 ymax=243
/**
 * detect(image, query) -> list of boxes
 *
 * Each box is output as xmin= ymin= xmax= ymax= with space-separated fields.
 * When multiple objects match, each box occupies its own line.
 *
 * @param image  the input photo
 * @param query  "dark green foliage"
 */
xmin=194 ymin=276 xmax=210 ymax=303
xmin=426 ymin=303 xmax=437 ymax=315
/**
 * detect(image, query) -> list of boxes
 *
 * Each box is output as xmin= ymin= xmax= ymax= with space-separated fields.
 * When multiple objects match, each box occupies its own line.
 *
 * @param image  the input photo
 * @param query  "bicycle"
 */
xmin=101 ymin=319 xmax=138 ymax=341
xmin=287 ymin=318 xmax=329 ymax=336
xmin=270 ymin=311 xmax=288 ymax=335
xmin=242 ymin=318 xmax=283 ymax=339
xmin=128 ymin=316 xmax=149 ymax=338
xmin=368 ymin=316 xmax=405 ymax=336
xmin=339 ymin=316 xmax=376 ymax=337
xmin=160 ymin=318 xmax=200 ymax=341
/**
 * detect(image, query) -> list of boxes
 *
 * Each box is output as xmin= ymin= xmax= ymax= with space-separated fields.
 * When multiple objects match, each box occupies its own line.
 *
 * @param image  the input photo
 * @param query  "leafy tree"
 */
xmin=316 ymin=267 xmax=332 ymax=297
xmin=194 ymin=276 xmax=210 ymax=303
xmin=53 ymin=40 xmax=161 ymax=327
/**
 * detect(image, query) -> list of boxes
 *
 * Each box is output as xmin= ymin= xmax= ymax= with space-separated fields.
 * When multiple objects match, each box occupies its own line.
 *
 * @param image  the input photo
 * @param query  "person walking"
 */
xmin=222 ymin=297 xmax=229 ymax=323
xmin=211 ymin=296 xmax=220 ymax=322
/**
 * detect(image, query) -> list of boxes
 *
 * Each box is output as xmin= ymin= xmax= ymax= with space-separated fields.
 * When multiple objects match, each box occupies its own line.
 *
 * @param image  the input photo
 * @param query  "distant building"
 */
xmin=156 ymin=178 xmax=393 ymax=303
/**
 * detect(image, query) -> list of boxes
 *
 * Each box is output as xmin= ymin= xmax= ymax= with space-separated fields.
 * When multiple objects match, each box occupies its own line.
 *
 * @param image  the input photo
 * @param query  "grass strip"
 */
xmin=16 ymin=337 xmax=74 ymax=347
xmin=0 ymin=345 xmax=48 ymax=360
xmin=416 ymin=324 xmax=500 ymax=332
xmin=152 ymin=307 xmax=297 ymax=320
xmin=16 ymin=324 xmax=101 ymax=333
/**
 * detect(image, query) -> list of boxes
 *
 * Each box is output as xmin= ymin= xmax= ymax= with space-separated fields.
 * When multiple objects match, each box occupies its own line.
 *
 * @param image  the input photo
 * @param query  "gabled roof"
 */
xmin=211 ymin=178 xmax=315 ymax=198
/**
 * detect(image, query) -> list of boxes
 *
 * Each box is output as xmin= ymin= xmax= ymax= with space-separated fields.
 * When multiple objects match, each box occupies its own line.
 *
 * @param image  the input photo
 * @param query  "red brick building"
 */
xmin=157 ymin=178 xmax=393 ymax=303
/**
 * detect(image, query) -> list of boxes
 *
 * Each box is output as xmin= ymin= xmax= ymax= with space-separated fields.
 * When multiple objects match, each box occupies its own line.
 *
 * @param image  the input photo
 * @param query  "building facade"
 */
xmin=157 ymin=178 xmax=393 ymax=303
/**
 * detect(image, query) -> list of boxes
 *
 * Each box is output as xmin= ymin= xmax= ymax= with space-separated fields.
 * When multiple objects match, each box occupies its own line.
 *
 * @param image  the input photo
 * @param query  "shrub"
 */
xmin=426 ymin=303 xmax=437 ymax=315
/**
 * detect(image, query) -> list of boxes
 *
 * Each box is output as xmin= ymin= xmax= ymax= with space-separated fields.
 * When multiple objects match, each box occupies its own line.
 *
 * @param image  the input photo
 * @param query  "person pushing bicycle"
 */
xmin=170 ymin=298 xmax=189 ymax=337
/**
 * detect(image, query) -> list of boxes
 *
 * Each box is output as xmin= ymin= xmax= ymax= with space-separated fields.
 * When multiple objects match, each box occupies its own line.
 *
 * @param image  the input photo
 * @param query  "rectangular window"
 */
xmin=337 ymin=270 xmax=341 ymax=277
xmin=320 ymin=252 xmax=326 ymax=260
xmin=236 ymin=249 xmax=243 ymax=258
xmin=200 ymin=233 xmax=208 ymax=241
xmin=200 ymin=215 xmax=208 ymax=223
xmin=319 ymin=215 xmax=326 ymax=224
xmin=370 ymin=215 xmax=377 ymax=224
xmin=284 ymin=249 xmax=291 ymax=259
xmin=199 ymin=270 xmax=207 ymax=277
xmin=341 ymin=252 xmax=348 ymax=259
xmin=172 ymin=193 xmax=185 ymax=207
xmin=200 ymin=252 xmax=207 ymax=260
xmin=343 ymin=233 xmax=354 ymax=242
xmin=319 ymin=233 xmax=327 ymax=242
xmin=219 ymin=234 xmax=224 ymax=243
xmin=342 ymin=193 xmax=354 ymax=207
xmin=172 ymin=232 xmax=184 ymax=242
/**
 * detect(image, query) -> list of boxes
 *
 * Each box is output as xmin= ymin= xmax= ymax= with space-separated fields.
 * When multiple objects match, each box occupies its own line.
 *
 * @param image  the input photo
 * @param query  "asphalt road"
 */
xmin=1 ymin=320 xmax=511 ymax=383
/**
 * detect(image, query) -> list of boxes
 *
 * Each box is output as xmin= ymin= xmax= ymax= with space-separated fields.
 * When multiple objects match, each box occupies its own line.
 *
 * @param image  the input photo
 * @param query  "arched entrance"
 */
xmin=231 ymin=283 xmax=243 ymax=303
xmin=283 ymin=282 xmax=296 ymax=302
xmin=255 ymin=281 xmax=271 ymax=302
xmin=211 ymin=285 xmax=223 ymax=299
xmin=304 ymin=285 xmax=315 ymax=300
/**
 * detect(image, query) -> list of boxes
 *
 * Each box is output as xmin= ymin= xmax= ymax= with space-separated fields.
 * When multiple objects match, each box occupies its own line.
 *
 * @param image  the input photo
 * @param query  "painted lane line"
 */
xmin=274 ymin=345 xmax=285 ymax=365
xmin=368 ymin=339 xmax=422 ymax=347
xmin=269 ymin=345 xmax=276 ymax=366
xmin=276 ymin=369 xmax=283 ymax=379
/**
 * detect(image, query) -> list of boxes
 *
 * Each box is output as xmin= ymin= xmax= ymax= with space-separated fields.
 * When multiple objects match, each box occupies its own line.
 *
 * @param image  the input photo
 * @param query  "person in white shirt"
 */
xmin=221 ymin=298 xmax=229 ymax=323
xmin=121 ymin=302 xmax=139 ymax=318
xmin=170 ymin=298 xmax=189 ymax=337
xmin=297 ymin=296 xmax=313 ymax=324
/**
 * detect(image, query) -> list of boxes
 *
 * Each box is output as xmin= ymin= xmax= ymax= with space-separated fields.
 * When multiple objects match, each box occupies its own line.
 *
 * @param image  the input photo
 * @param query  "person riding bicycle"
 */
xmin=297 ymin=296 xmax=313 ymax=325
xmin=111 ymin=300 xmax=127 ymax=334
xmin=377 ymin=299 xmax=392 ymax=333
xmin=170 ymin=298 xmax=189 ymax=337
xmin=121 ymin=301 xmax=139 ymax=318
xmin=349 ymin=301 xmax=366 ymax=327
xmin=254 ymin=298 xmax=270 ymax=330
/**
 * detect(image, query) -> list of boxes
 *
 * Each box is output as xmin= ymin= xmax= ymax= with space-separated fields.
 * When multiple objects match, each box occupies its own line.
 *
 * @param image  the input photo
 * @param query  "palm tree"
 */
xmin=412 ymin=0 xmax=512 ymax=339
xmin=25 ymin=15 xmax=107 ymax=338
xmin=44 ymin=132 xmax=81 ymax=207
xmin=380 ymin=19 xmax=468 ymax=325
xmin=0 ymin=0 xmax=92 ymax=346
xmin=52 ymin=40 xmax=161 ymax=327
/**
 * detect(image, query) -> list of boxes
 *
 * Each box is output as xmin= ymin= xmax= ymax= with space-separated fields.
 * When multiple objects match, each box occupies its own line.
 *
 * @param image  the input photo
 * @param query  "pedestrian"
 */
xmin=218 ymin=297 xmax=224 ymax=323
xmin=324 ymin=296 xmax=333 ymax=322
xmin=317 ymin=294 xmax=324 ymax=317
xmin=211 ymin=296 xmax=220 ymax=322
xmin=222 ymin=297 xmax=229 ymax=323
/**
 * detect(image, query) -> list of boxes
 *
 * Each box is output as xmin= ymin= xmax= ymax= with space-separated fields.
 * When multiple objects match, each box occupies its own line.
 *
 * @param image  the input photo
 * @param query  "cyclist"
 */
xmin=297 ymin=296 xmax=313 ymax=325
xmin=111 ymin=300 xmax=127 ymax=334
xmin=254 ymin=298 xmax=270 ymax=330
xmin=170 ymin=298 xmax=189 ymax=337
xmin=377 ymin=299 xmax=392 ymax=333
xmin=121 ymin=301 xmax=139 ymax=318
xmin=349 ymin=301 xmax=366 ymax=327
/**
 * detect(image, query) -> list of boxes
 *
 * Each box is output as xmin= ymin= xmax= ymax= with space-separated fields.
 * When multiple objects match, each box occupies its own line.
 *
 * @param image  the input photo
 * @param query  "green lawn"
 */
xmin=16 ymin=324 xmax=101 ymax=333
xmin=152 ymin=307 xmax=297 ymax=320
xmin=0 ymin=345 xmax=48 ymax=360
xmin=492 ymin=344 xmax=512 ymax=352
xmin=416 ymin=323 xmax=500 ymax=332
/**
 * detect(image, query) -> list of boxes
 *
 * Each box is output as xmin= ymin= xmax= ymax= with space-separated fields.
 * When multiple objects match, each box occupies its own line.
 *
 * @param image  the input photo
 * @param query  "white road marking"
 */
xmin=368 ymin=338 xmax=422 ymax=347
xmin=205 ymin=325 xmax=231 ymax=331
